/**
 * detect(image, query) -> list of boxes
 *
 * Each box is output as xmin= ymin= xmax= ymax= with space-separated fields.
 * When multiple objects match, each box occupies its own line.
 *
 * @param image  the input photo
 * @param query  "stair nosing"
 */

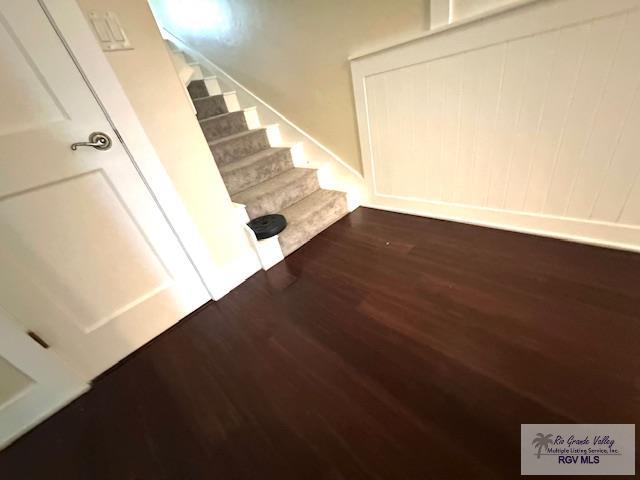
xmin=192 ymin=93 xmax=224 ymax=104
xmin=219 ymin=147 xmax=290 ymax=173
xmin=280 ymin=189 xmax=346 ymax=224
xmin=208 ymin=128 xmax=267 ymax=146
xmin=198 ymin=110 xmax=245 ymax=124
xmin=277 ymin=190 xmax=348 ymax=255
xmin=191 ymin=91 xmax=234 ymax=105
xmin=231 ymin=167 xmax=317 ymax=202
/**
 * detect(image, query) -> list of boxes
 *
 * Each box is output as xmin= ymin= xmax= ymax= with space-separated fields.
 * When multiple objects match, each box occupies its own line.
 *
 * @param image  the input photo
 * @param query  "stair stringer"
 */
xmin=162 ymin=31 xmax=365 ymax=213
xmin=165 ymin=38 xmax=359 ymax=270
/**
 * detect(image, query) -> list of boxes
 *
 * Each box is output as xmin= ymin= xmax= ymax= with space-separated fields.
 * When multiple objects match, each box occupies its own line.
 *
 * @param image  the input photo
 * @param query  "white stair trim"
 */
xmin=204 ymin=76 xmax=222 ymax=95
xmin=222 ymin=91 xmax=240 ymax=111
xmin=234 ymin=202 xmax=285 ymax=270
xmin=187 ymin=62 xmax=203 ymax=81
xmin=161 ymin=29 xmax=365 ymax=203
xmin=171 ymin=34 xmax=362 ymax=268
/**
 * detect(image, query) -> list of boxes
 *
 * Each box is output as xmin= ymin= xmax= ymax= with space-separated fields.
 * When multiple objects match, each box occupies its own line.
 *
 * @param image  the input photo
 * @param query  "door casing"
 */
xmin=39 ymin=0 xmax=228 ymax=299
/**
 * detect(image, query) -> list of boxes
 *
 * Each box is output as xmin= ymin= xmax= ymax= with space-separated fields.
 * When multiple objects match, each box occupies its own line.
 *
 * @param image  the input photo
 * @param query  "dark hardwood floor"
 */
xmin=1 ymin=207 xmax=639 ymax=479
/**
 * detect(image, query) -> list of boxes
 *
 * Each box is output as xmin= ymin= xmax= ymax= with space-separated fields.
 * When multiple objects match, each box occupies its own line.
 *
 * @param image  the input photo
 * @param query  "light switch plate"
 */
xmin=88 ymin=11 xmax=132 ymax=51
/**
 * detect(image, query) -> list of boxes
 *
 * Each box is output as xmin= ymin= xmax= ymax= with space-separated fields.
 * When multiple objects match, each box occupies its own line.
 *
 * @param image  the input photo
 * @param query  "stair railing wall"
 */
xmin=351 ymin=0 xmax=640 ymax=252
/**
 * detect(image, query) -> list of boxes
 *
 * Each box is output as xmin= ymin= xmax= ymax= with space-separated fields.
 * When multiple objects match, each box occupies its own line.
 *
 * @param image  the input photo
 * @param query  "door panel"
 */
xmin=0 ymin=356 xmax=32 ymax=408
xmin=0 ymin=15 xmax=64 ymax=136
xmin=0 ymin=171 xmax=172 ymax=333
xmin=0 ymin=309 xmax=86 ymax=450
xmin=0 ymin=0 xmax=209 ymax=380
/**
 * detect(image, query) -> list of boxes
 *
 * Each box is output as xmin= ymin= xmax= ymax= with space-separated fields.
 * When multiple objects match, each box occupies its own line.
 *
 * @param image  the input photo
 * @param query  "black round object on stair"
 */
xmin=247 ymin=214 xmax=287 ymax=240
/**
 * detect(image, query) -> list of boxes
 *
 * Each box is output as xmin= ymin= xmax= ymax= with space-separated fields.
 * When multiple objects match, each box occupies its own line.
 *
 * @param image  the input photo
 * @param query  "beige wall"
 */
xmin=148 ymin=0 xmax=429 ymax=174
xmin=76 ymin=0 xmax=256 ymax=294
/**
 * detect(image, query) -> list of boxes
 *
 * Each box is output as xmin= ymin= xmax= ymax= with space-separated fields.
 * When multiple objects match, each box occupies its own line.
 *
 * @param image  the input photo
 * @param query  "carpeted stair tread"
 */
xmin=277 ymin=189 xmax=348 ymax=256
xmin=219 ymin=147 xmax=294 ymax=195
xmin=187 ymin=79 xmax=208 ymax=100
xmin=193 ymin=94 xmax=228 ymax=119
xmin=199 ymin=111 xmax=248 ymax=141
xmin=231 ymin=167 xmax=319 ymax=219
xmin=208 ymin=128 xmax=270 ymax=166
xmin=180 ymin=51 xmax=353 ymax=259
xmin=208 ymin=128 xmax=267 ymax=146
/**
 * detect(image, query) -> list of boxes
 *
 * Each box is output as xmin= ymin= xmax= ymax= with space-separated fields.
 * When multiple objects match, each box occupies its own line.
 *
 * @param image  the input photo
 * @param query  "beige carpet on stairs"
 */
xmin=187 ymin=78 xmax=349 ymax=257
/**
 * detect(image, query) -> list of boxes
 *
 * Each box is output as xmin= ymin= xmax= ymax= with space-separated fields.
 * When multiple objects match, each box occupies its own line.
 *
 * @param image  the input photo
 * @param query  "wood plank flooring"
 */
xmin=1 ymin=207 xmax=638 ymax=479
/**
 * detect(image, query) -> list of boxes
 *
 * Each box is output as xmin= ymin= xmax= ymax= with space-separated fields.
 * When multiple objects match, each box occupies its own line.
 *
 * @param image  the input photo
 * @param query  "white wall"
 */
xmin=352 ymin=0 xmax=640 ymax=252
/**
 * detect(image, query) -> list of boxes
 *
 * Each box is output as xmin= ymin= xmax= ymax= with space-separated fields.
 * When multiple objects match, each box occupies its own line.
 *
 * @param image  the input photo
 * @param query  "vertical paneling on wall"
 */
xmin=355 ymin=0 xmax=640 ymax=250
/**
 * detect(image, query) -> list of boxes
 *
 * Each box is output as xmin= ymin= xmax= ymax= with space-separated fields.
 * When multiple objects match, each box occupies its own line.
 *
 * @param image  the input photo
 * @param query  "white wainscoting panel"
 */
xmin=352 ymin=0 xmax=640 ymax=251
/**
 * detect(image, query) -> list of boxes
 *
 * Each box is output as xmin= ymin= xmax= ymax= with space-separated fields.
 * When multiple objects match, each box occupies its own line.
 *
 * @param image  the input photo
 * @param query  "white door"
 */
xmin=0 ymin=308 xmax=86 ymax=449
xmin=0 ymin=0 xmax=209 ymax=381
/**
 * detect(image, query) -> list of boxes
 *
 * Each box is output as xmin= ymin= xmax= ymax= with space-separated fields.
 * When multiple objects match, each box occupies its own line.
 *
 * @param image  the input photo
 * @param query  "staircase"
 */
xmin=172 ymin=48 xmax=350 ymax=261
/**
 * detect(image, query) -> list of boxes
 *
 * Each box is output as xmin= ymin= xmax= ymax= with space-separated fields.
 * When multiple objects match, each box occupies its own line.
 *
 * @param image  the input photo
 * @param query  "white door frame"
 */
xmin=38 ymin=0 xmax=229 ymax=300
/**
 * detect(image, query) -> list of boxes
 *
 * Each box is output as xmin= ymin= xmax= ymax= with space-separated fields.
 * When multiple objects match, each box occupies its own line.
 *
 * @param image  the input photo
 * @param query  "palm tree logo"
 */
xmin=532 ymin=433 xmax=554 ymax=459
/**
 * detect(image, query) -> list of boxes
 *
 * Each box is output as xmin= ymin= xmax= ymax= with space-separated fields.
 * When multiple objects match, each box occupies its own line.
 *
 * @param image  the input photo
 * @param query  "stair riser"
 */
xmin=194 ymin=95 xmax=228 ymax=118
xmin=222 ymin=91 xmax=240 ymax=112
xmin=200 ymin=111 xmax=248 ymax=141
xmin=241 ymin=171 xmax=320 ymax=219
xmin=279 ymin=194 xmax=348 ymax=256
xmin=210 ymin=130 xmax=270 ymax=166
xmin=205 ymin=77 xmax=222 ymax=95
xmin=222 ymin=150 xmax=294 ymax=195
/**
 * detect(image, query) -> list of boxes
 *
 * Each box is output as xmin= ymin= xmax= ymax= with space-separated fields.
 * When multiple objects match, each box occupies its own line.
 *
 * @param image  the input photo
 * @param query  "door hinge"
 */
xmin=27 ymin=330 xmax=50 ymax=349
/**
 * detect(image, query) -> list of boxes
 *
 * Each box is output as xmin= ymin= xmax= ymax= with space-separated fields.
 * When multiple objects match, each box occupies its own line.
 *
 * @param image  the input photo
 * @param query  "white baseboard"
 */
xmin=363 ymin=196 xmax=640 ymax=254
xmin=215 ymin=249 xmax=262 ymax=299
xmin=0 ymin=384 xmax=89 ymax=451
xmin=234 ymin=202 xmax=285 ymax=271
xmin=244 ymin=225 xmax=284 ymax=270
